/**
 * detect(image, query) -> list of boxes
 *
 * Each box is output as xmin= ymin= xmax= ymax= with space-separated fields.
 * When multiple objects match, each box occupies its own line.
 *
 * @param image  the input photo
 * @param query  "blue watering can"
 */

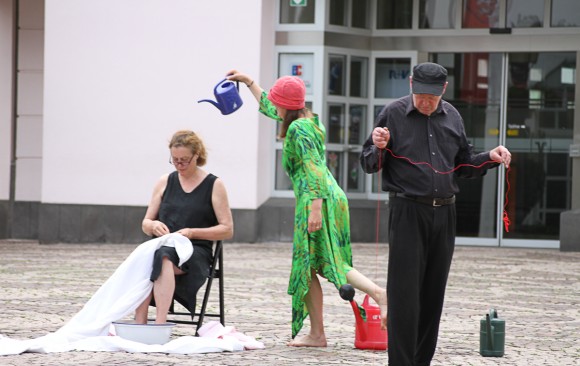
xmin=198 ymin=78 xmax=243 ymax=115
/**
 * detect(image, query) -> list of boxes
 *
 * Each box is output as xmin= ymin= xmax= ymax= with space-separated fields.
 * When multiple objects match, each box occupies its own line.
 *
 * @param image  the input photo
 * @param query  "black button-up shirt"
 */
xmin=360 ymin=95 xmax=497 ymax=198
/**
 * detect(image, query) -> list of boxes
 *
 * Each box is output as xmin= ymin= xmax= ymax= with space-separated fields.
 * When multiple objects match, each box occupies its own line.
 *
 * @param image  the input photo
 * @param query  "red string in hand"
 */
xmin=381 ymin=148 xmax=511 ymax=232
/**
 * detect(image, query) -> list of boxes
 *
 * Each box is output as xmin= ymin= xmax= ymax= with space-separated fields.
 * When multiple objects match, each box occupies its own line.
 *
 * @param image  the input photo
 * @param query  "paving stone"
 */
xmin=0 ymin=240 xmax=578 ymax=365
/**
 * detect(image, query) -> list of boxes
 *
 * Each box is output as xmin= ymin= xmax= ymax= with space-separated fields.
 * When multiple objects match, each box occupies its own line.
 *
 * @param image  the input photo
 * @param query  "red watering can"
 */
xmin=340 ymin=284 xmax=388 ymax=350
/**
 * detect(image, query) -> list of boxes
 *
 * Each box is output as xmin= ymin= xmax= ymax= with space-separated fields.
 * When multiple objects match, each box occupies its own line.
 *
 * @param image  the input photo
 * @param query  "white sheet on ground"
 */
xmin=0 ymin=234 xmax=263 ymax=355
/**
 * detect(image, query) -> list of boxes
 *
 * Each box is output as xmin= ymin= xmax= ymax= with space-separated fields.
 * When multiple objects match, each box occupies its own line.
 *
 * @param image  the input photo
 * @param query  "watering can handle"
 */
xmin=362 ymin=294 xmax=370 ymax=307
xmin=216 ymin=78 xmax=240 ymax=92
xmin=486 ymin=312 xmax=494 ymax=350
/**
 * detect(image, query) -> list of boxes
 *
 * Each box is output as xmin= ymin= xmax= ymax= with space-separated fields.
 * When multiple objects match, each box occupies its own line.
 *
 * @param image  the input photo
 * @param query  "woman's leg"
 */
xmin=134 ymin=290 xmax=153 ymax=324
xmin=346 ymin=268 xmax=388 ymax=329
xmin=288 ymin=269 xmax=327 ymax=347
xmin=152 ymin=256 xmax=184 ymax=324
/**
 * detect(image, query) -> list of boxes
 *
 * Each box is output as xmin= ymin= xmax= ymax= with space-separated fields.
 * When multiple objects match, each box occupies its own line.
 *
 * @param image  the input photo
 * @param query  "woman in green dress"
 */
xmin=227 ymin=70 xmax=387 ymax=347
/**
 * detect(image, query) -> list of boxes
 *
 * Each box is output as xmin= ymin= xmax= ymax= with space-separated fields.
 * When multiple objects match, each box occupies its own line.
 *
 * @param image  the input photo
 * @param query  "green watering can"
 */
xmin=479 ymin=308 xmax=505 ymax=357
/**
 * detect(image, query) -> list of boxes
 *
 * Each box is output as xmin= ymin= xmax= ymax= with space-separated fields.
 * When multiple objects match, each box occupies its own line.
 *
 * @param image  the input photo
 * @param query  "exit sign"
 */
xmin=290 ymin=0 xmax=307 ymax=7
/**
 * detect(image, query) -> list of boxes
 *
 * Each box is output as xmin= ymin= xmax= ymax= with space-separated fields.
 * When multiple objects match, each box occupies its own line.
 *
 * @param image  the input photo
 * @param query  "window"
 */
xmin=462 ymin=0 xmax=499 ymax=28
xmin=551 ymin=0 xmax=580 ymax=27
xmin=329 ymin=0 xmax=369 ymax=28
xmin=328 ymin=55 xmax=346 ymax=96
xmin=280 ymin=0 xmax=316 ymax=24
xmin=376 ymin=0 xmax=412 ymax=29
xmin=348 ymin=105 xmax=367 ymax=145
xmin=352 ymin=0 xmax=370 ymax=29
xmin=350 ymin=57 xmax=368 ymax=97
xmin=374 ymin=58 xmax=411 ymax=99
xmin=327 ymin=104 xmax=346 ymax=144
xmin=506 ymin=0 xmax=544 ymax=28
xmin=329 ymin=0 xmax=347 ymax=26
xmin=420 ymin=0 xmax=457 ymax=29
xmin=279 ymin=53 xmax=315 ymax=94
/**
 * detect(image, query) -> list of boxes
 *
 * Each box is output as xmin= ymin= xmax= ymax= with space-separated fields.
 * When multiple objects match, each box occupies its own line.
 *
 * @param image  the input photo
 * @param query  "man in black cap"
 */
xmin=360 ymin=62 xmax=511 ymax=365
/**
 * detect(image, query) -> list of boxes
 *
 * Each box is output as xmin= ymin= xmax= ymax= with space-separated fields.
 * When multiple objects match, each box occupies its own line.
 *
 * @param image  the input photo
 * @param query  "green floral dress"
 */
xmin=259 ymin=92 xmax=354 ymax=338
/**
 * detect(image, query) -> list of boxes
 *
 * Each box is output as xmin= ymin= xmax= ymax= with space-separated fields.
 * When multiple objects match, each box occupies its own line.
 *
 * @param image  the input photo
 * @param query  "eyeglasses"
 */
xmin=169 ymin=155 xmax=194 ymax=166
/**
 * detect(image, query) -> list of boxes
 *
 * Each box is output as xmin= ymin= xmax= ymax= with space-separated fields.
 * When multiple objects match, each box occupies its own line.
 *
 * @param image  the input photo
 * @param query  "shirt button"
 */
xmin=432 ymin=152 xmax=435 ymax=155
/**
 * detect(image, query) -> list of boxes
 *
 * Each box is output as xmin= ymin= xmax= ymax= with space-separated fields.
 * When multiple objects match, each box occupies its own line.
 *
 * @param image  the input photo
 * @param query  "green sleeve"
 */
xmin=258 ymin=91 xmax=283 ymax=122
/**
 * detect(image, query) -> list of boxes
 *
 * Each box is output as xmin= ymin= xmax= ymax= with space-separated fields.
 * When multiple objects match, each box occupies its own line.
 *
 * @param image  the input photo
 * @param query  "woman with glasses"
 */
xmin=134 ymin=130 xmax=234 ymax=324
xmin=226 ymin=70 xmax=387 ymax=348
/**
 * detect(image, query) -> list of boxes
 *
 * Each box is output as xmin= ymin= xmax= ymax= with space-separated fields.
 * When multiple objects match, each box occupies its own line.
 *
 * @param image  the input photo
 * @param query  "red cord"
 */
xmin=502 ymin=166 xmax=511 ymax=232
xmin=379 ymin=148 xmax=511 ymax=232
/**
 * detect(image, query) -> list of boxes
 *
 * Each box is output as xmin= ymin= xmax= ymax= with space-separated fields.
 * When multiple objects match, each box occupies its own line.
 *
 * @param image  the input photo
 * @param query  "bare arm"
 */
xmin=142 ymin=174 xmax=170 ymax=237
xmin=226 ymin=69 xmax=263 ymax=103
xmin=176 ymin=178 xmax=234 ymax=241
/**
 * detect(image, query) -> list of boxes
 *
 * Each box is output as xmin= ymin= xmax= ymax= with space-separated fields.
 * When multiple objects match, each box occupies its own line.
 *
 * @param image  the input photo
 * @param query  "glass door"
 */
xmin=502 ymin=52 xmax=575 ymax=248
xmin=431 ymin=53 xmax=504 ymax=246
xmin=431 ymin=52 xmax=576 ymax=248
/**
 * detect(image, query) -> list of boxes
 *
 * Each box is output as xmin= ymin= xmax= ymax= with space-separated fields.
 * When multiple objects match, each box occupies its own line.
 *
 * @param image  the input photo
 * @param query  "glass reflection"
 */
xmin=348 ymin=105 xmax=366 ymax=145
xmin=280 ymin=0 xmax=315 ymax=24
xmin=329 ymin=55 xmax=346 ymax=95
xmin=327 ymin=151 xmax=342 ymax=183
xmin=506 ymin=52 xmax=575 ymax=239
xmin=327 ymin=104 xmax=346 ymax=144
xmin=420 ymin=0 xmax=457 ymax=29
xmin=551 ymin=0 xmax=580 ymax=27
xmin=376 ymin=0 xmax=412 ymax=29
xmin=462 ymin=0 xmax=499 ymax=28
xmin=506 ymin=0 xmax=544 ymax=28
xmin=347 ymin=152 xmax=365 ymax=192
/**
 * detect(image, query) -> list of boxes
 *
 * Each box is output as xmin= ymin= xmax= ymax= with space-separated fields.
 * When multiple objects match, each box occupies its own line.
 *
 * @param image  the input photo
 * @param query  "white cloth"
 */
xmin=0 ymin=234 xmax=261 ymax=355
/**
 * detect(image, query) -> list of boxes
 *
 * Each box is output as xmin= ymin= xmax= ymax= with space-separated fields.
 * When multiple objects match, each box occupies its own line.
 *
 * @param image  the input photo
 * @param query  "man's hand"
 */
xmin=372 ymin=127 xmax=390 ymax=149
xmin=490 ymin=145 xmax=511 ymax=167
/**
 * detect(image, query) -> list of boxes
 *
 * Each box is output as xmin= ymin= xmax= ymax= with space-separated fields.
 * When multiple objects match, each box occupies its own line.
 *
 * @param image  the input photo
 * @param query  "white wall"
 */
xmin=43 ymin=0 xmax=269 ymax=209
xmin=0 ymin=0 xmax=13 ymax=201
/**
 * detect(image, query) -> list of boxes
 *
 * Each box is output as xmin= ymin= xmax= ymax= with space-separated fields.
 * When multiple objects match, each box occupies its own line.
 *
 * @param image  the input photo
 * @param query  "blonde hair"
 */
xmin=169 ymin=130 xmax=207 ymax=166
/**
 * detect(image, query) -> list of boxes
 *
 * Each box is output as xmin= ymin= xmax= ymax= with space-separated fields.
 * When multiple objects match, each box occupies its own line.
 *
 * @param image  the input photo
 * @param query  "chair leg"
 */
xmin=195 ymin=240 xmax=223 ymax=334
xmin=218 ymin=246 xmax=225 ymax=326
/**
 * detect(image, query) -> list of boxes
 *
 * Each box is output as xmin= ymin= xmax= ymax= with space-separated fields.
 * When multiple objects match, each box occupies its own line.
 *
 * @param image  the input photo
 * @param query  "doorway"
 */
xmin=432 ymin=52 xmax=576 ymax=248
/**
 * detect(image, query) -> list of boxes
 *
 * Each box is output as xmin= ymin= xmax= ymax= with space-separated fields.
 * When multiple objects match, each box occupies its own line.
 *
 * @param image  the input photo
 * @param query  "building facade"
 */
xmin=1 ymin=0 xmax=579 ymax=249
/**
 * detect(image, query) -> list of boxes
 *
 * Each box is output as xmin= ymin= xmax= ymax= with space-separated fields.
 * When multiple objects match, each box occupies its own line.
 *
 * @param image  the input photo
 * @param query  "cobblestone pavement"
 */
xmin=0 ymin=240 xmax=578 ymax=365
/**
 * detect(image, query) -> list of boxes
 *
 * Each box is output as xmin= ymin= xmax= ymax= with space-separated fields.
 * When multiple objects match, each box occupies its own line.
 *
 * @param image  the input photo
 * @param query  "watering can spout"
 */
xmin=197 ymin=99 xmax=224 ymax=113
xmin=340 ymin=284 xmax=368 ymax=339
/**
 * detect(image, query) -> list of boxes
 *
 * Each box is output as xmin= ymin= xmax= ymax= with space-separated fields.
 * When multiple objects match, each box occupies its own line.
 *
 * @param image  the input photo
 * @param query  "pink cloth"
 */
xmin=198 ymin=321 xmax=265 ymax=350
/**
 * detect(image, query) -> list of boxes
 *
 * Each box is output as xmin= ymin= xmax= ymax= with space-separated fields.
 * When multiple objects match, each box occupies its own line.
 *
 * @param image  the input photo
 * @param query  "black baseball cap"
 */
xmin=411 ymin=62 xmax=448 ymax=96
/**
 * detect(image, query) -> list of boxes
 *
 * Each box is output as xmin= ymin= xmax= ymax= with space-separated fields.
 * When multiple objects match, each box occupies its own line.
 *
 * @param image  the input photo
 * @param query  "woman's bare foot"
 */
xmin=378 ymin=289 xmax=388 ymax=330
xmin=288 ymin=334 xmax=327 ymax=347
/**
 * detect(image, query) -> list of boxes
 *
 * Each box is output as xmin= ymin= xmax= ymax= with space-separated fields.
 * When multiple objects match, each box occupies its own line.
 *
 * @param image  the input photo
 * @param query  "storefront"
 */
xmin=0 ymin=1 xmax=578 ymax=248
xmin=271 ymin=0 xmax=579 ymax=248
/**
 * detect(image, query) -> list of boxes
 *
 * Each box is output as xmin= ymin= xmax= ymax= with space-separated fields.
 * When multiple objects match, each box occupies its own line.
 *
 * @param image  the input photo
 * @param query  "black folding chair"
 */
xmin=166 ymin=240 xmax=225 ymax=334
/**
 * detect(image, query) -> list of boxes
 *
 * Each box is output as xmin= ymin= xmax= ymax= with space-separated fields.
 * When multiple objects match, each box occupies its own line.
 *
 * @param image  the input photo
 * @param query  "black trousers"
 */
xmin=387 ymin=197 xmax=456 ymax=366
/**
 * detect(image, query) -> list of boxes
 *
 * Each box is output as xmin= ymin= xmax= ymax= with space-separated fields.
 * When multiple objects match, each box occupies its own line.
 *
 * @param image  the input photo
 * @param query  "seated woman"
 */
xmin=135 ymin=129 xmax=234 ymax=324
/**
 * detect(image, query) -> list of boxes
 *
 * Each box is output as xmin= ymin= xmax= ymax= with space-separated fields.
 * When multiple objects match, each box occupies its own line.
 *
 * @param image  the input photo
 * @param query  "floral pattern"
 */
xmin=259 ymin=93 xmax=354 ymax=338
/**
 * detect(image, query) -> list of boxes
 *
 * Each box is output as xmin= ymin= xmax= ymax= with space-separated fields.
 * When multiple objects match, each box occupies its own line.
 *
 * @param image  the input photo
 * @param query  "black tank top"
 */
xmin=158 ymin=171 xmax=218 ymax=245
